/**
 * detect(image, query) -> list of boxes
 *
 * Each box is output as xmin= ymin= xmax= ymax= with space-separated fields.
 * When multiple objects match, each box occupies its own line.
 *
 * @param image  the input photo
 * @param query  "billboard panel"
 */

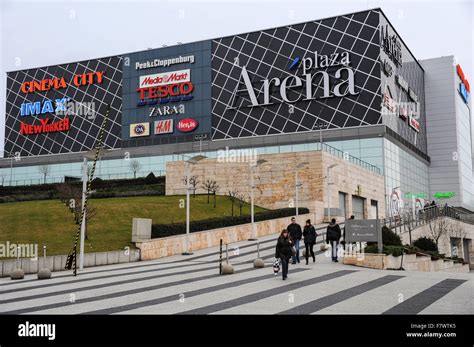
xmin=4 ymin=56 xmax=122 ymax=157
xmin=211 ymin=9 xmax=382 ymax=140
xmin=121 ymin=42 xmax=212 ymax=148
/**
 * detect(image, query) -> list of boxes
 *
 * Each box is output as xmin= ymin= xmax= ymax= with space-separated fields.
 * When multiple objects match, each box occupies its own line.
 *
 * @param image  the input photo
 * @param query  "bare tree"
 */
xmin=201 ymin=179 xmax=214 ymax=204
xmin=210 ymin=181 xmax=219 ymax=208
xmin=189 ymin=176 xmax=200 ymax=197
xmin=129 ymin=159 xmax=141 ymax=179
xmin=427 ymin=217 xmax=450 ymax=248
xmin=38 ymin=165 xmax=51 ymax=184
xmin=228 ymin=190 xmax=238 ymax=216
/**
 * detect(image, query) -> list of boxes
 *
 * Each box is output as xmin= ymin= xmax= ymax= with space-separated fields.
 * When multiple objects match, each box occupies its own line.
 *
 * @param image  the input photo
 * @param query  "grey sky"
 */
xmin=0 ymin=0 xmax=472 ymax=156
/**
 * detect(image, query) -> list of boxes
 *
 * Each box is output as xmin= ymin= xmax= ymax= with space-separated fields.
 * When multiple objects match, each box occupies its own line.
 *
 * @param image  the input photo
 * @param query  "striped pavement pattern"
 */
xmin=1 ymin=232 xmax=472 ymax=315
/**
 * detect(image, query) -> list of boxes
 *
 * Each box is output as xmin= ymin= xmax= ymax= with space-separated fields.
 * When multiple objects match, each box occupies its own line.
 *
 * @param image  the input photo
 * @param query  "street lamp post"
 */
xmin=295 ymin=161 xmax=309 ymax=216
xmin=183 ymin=154 xmax=207 ymax=255
xmin=78 ymin=148 xmax=110 ymax=271
xmin=249 ymin=159 xmax=267 ymax=241
xmin=327 ymin=163 xmax=339 ymax=222
xmin=79 ymin=158 xmax=87 ymax=270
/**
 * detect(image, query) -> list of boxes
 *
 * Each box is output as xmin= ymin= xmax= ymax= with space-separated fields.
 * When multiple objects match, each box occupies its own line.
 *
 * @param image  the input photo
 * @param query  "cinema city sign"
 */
xmin=229 ymin=50 xmax=358 ymax=108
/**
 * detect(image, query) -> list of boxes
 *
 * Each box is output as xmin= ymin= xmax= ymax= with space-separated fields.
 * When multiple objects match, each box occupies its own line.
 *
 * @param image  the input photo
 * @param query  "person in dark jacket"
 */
xmin=303 ymin=219 xmax=317 ymax=265
xmin=342 ymin=215 xmax=354 ymax=251
xmin=275 ymin=229 xmax=293 ymax=280
xmin=287 ymin=217 xmax=302 ymax=264
xmin=326 ymin=218 xmax=342 ymax=262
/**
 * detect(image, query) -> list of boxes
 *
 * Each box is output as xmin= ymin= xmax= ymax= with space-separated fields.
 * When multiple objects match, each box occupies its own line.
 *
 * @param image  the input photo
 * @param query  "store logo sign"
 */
xmin=457 ymin=65 xmax=470 ymax=104
xmin=135 ymin=55 xmax=195 ymax=70
xmin=176 ymin=118 xmax=198 ymax=132
xmin=149 ymin=104 xmax=185 ymax=117
xmin=395 ymin=75 xmax=408 ymax=92
xmin=130 ymin=122 xmax=150 ymax=137
xmin=139 ymin=69 xmax=190 ymax=88
xmin=409 ymin=116 xmax=420 ymax=132
xmin=381 ymin=59 xmax=393 ymax=77
xmin=20 ymin=117 xmax=70 ymax=135
xmin=154 ymin=119 xmax=173 ymax=134
xmin=381 ymin=25 xmax=402 ymax=67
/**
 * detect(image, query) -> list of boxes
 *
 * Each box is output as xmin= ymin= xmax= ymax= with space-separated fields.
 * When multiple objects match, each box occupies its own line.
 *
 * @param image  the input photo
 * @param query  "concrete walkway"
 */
xmin=1 ymin=231 xmax=472 ymax=315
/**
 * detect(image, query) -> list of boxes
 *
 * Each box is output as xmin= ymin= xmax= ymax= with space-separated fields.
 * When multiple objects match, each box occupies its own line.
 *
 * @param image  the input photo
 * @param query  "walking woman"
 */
xmin=275 ymin=229 xmax=293 ymax=280
xmin=303 ymin=219 xmax=316 ymax=264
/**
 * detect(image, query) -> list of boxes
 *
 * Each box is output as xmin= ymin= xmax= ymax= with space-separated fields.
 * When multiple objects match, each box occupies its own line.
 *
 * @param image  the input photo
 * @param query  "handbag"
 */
xmin=290 ymin=246 xmax=296 ymax=256
xmin=273 ymin=259 xmax=281 ymax=274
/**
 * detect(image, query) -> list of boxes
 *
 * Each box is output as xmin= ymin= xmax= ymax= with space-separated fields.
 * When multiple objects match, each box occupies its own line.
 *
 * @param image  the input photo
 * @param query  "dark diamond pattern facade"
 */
xmin=211 ymin=10 xmax=382 ymax=140
xmin=5 ymin=56 xmax=122 ymax=157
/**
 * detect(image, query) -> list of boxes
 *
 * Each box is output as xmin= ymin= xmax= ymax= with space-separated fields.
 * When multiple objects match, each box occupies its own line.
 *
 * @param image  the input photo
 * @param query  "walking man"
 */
xmin=303 ymin=219 xmax=316 ymax=264
xmin=326 ymin=218 xmax=342 ymax=262
xmin=287 ymin=217 xmax=302 ymax=264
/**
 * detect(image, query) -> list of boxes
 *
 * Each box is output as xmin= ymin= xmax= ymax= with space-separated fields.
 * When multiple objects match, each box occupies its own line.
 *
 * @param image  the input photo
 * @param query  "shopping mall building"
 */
xmin=1 ymin=8 xmax=472 ymax=219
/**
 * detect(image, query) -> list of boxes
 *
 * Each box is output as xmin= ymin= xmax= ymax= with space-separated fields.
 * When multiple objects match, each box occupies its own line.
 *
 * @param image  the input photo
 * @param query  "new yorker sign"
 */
xmin=229 ymin=51 xmax=358 ymax=109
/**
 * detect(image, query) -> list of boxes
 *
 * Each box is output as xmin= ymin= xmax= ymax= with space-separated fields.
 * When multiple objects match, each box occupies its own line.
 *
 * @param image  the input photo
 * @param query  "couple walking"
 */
xmin=274 ymin=217 xmax=317 ymax=280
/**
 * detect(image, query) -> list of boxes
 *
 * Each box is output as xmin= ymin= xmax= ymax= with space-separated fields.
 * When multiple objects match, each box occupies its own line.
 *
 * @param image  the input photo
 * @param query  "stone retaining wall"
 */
xmin=135 ymin=214 xmax=312 ymax=261
xmin=343 ymin=253 xmax=469 ymax=272
xmin=0 ymin=249 xmax=140 ymax=278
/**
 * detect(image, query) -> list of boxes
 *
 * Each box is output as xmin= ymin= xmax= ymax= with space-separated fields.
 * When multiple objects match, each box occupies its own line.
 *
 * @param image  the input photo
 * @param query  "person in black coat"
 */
xmin=287 ymin=217 xmax=302 ymax=264
xmin=275 ymin=229 xmax=293 ymax=280
xmin=326 ymin=218 xmax=342 ymax=262
xmin=303 ymin=219 xmax=317 ymax=264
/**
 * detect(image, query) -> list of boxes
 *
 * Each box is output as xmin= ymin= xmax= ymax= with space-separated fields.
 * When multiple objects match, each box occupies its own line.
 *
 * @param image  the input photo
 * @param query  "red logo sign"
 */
xmin=137 ymin=82 xmax=193 ymax=100
xmin=20 ymin=117 xmax=70 ymax=135
xmin=176 ymin=118 xmax=198 ymax=132
xmin=457 ymin=64 xmax=470 ymax=92
xmin=409 ymin=117 xmax=420 ymax=132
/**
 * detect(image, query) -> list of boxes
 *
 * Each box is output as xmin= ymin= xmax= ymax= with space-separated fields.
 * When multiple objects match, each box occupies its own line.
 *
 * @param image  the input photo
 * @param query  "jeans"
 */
xmin=292 ymin=239 xmax=300 ymax=263
xmin=305 ymin=242 xmax=315 ymax=263
xmin=330 ymin=240 xmax=339 ymax=261
xmin=281 ymin=257 xmax=289 ymax=279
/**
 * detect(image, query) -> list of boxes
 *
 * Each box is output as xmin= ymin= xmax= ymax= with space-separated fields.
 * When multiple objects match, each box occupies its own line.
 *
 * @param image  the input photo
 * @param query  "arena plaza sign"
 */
xmin=230 ymin=50 xmax=358 ymax=108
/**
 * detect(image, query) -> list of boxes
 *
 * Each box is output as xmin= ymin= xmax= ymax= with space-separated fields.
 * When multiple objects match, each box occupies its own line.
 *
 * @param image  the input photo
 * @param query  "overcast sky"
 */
xmin=0 ymin=0 xmax=472 ymax=156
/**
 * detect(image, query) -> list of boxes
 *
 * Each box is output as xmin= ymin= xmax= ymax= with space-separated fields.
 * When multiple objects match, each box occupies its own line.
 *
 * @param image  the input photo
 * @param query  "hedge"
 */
xmin=151 ymin=207 xmax=310 ymax=238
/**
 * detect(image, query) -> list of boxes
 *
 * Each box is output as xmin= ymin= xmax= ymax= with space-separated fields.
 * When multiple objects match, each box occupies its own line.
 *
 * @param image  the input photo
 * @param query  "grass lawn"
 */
xmin=0 ymin=194 xmax=266 ymax=256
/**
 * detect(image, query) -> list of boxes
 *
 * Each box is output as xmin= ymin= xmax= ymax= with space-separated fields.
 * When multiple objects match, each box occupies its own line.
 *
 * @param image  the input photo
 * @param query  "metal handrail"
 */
xmin=382 ymin=205 xmax=474 ymax=235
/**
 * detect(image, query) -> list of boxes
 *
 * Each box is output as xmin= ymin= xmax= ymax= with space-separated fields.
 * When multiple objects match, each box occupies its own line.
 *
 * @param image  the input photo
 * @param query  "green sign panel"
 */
xmin=434 ymin=192 xmax=455 ymax=199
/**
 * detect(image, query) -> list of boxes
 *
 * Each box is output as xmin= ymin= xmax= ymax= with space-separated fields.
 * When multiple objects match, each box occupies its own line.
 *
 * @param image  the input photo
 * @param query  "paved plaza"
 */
xmin=1 ymin=233 xmax=472 ymax=315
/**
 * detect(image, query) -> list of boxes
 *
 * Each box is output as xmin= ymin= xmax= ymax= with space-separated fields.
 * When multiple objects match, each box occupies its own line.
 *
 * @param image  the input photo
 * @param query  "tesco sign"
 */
xmin=176 ymin=118 xmax=198 ymax=132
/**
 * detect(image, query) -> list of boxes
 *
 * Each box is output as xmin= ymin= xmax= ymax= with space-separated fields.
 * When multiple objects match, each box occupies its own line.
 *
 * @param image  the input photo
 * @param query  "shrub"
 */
xmin=413 ymin=237 xmax=438 ymax=252
xmin=151 ymin=207 xmax=310 ymax=238
xmin=364 ymin=244 xmax=404 ymax=257
xmin=382 ymin=226 xmax=402 ymax=246
xmin=145 ymin=172 xmax=158 ymax=184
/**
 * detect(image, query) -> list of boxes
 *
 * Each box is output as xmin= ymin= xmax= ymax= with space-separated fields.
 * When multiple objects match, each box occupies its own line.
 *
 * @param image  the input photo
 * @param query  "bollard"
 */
xmin=219 ymin=239 xmax=223 ymax=275
xmin=38 ymin=245 xmax=51 ymax=280
xmin=11 ymin=246 xmax=24 ymax=280
xmin=221 ymin=243 xmax=234 ymax=274
xmin=253 ymin=241 xmax=265 ymax=268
